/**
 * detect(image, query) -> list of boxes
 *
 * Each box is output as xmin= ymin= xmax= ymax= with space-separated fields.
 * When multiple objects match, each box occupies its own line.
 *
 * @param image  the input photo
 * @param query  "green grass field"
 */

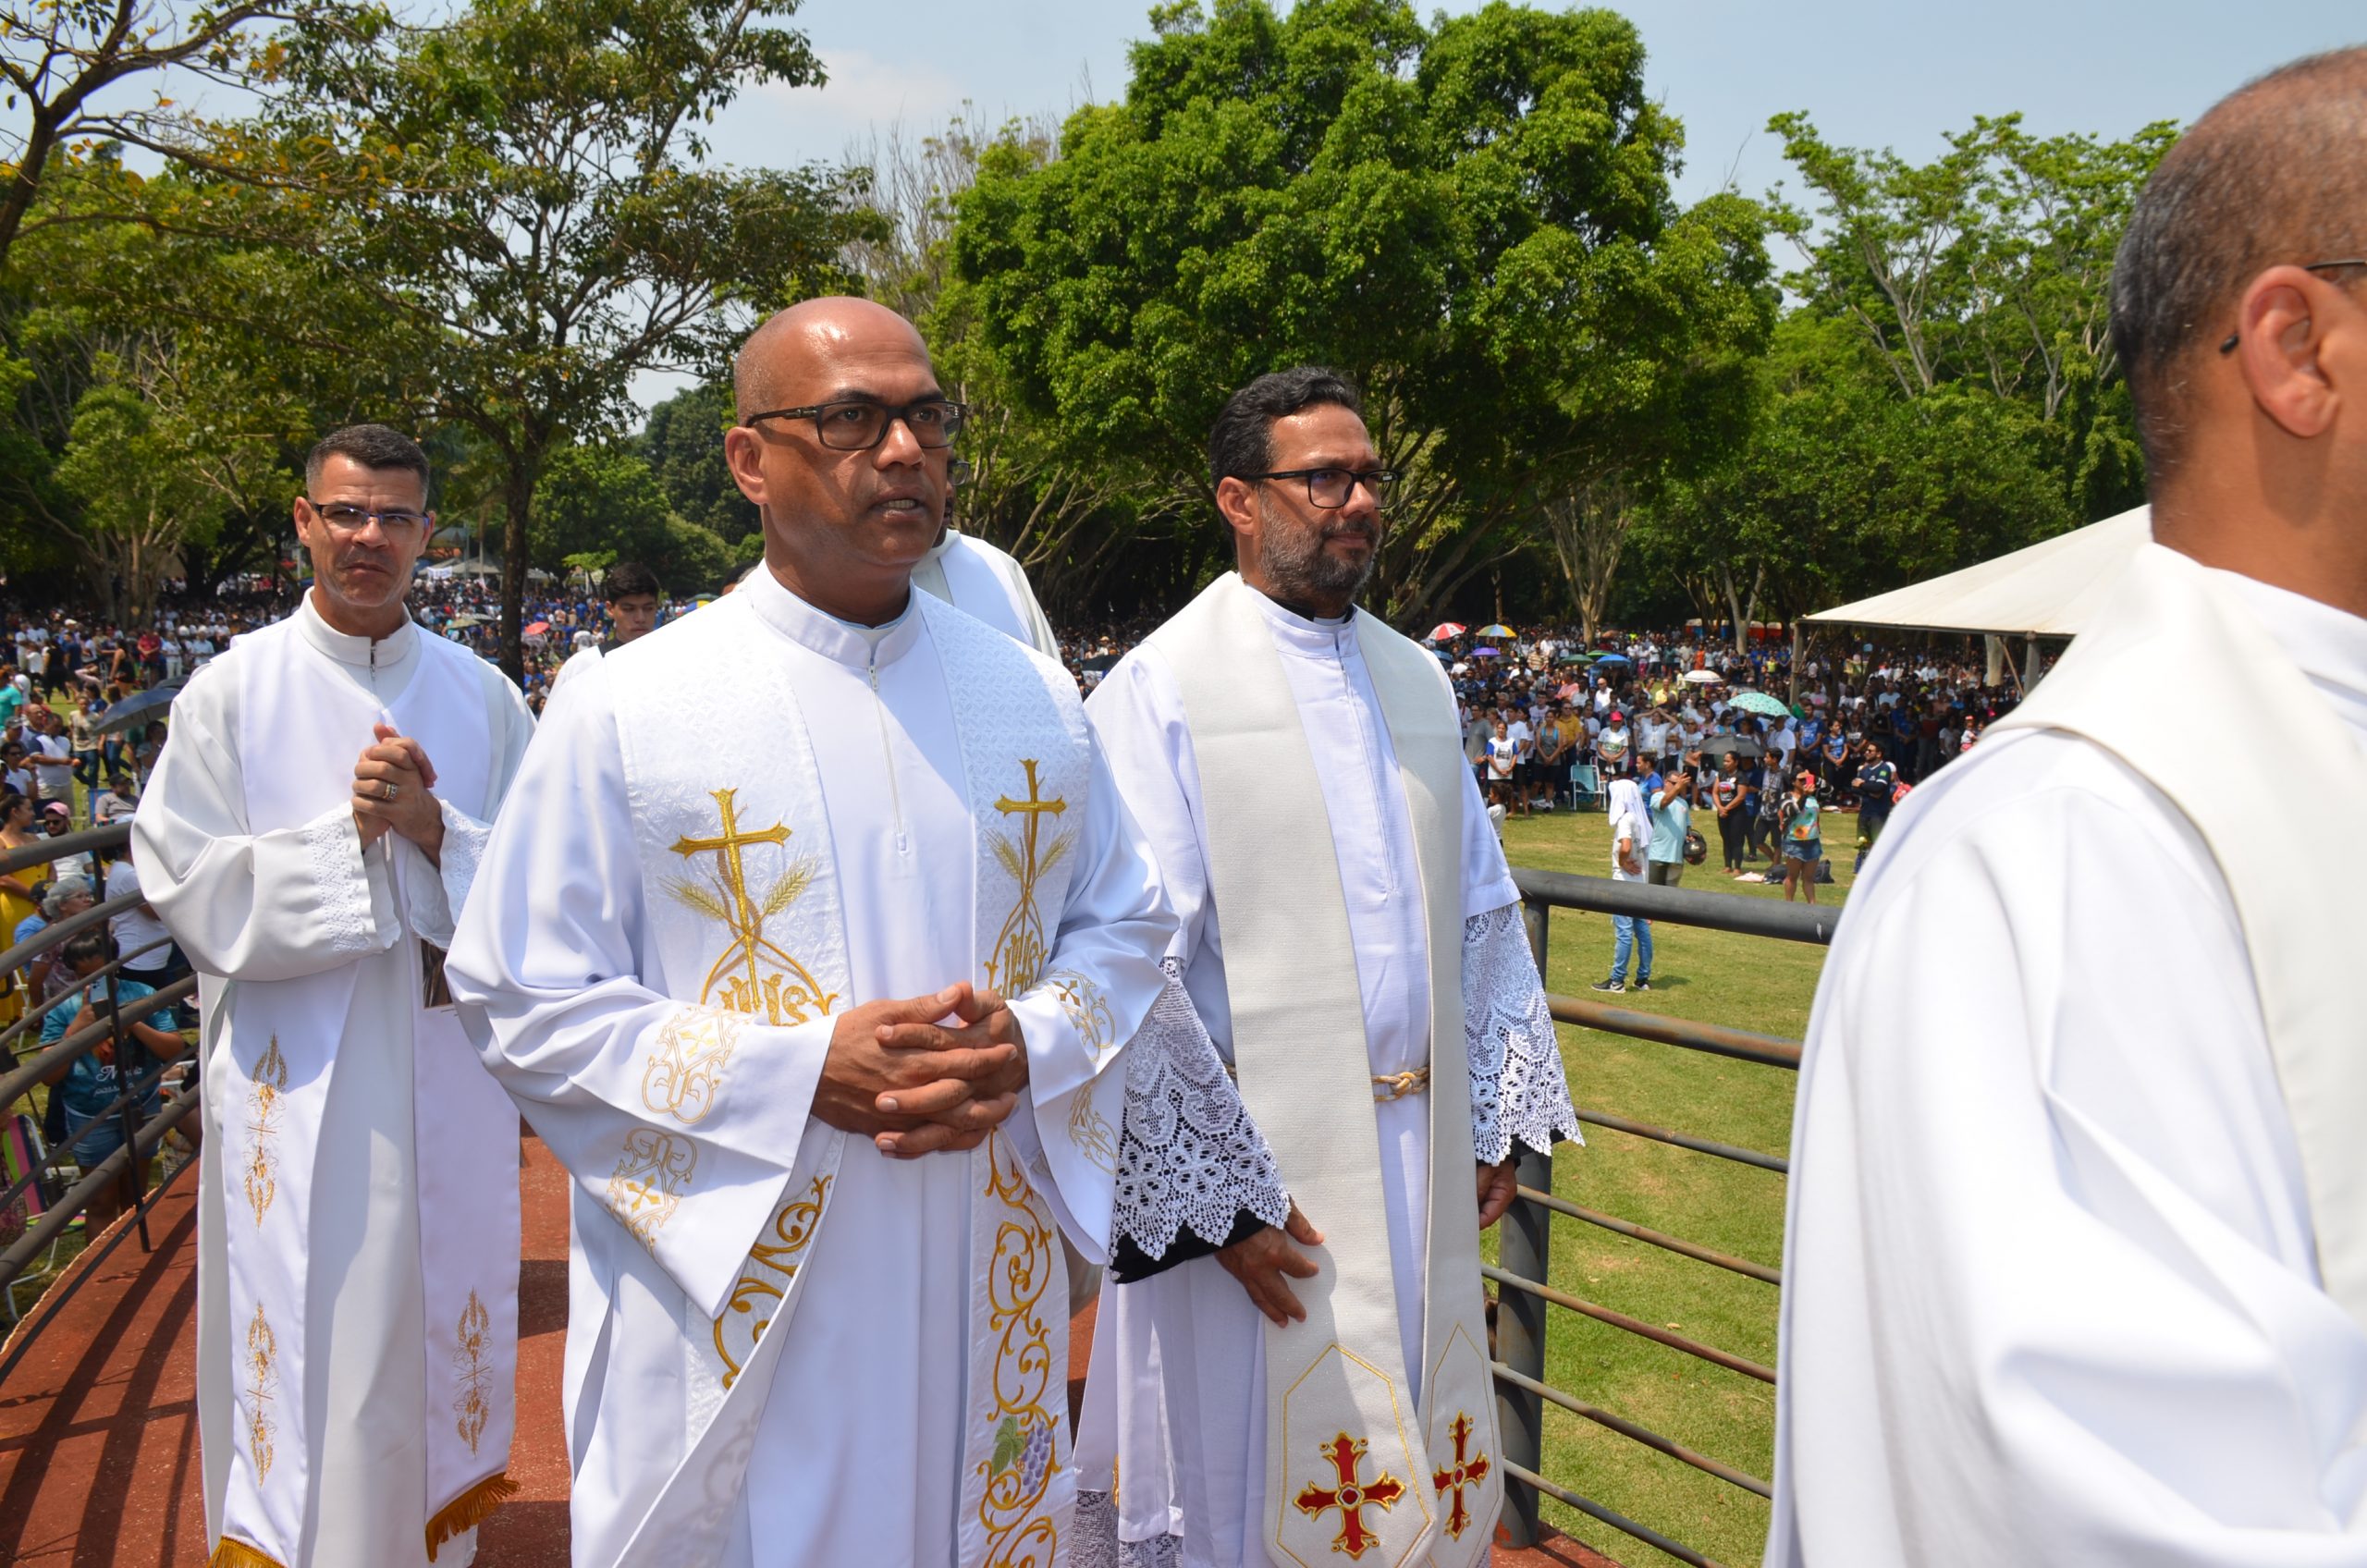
xmin=1490 ymin=802 xmax=1858 ymax=1568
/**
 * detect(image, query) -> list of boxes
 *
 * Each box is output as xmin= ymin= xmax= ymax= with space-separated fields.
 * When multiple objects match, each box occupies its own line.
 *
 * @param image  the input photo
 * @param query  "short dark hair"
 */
xmin=2111 ymin=48 xmax=2367 ymax=481
xmin=62 ymin=928 xmax=116 ymax=968
xmin=603 ymin=562 xmax=663 ymax=603
xmin=305 ymin=423 xmax=431 ymax=494
xmin=1207 ymin=366 xmax=1363 ymax=492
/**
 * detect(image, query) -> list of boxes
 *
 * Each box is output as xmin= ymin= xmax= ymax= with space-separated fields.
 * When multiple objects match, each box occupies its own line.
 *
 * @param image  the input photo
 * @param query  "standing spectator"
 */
xmin=0 ymin=791 xmax=45 ymax=1029
xmin=24 ymin=706 xmax=75 ymax=811
xmin=1 ymin=740 xmax=33 ymax=801
xmin=1536 ymin=704 xmax=1576 ymax=807
xmin=0 ymin=666 xmax=22 ymax=732
xmin=1505 ymin=704 xmax=1536 ymax=814
xmin=1462 ymin=702 xmax=1490 ymax=790
xmin=105 ymin=838 xmax=186 ymax=995
xmin=1747 ymin=753 xmax=1784 ymax=864
xmin=1594 ymin=777 xmax=1653 ymax=992
xmin=1711 ymin=752 xmax=1749 ymax=875
xmin=1648 ymin=766 xmax=1693 ymax=888
xmin=1486 ymin=717 xmax=1520 ymax=814
xmin=67 ymin=689 xmax=104 ymax=799
xmin=1637 ymin=704 xmax=1672 ymax=773
xmin=1781 ymin=770 xmax=1823 ymax=904
xmin=1820 ymin=725 xmax=1850 ymax=800
xmin=1850 ymin=739 xmax=1899 ymax=872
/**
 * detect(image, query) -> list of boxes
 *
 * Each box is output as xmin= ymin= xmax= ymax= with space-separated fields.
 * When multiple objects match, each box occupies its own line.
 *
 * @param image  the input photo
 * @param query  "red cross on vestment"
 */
xmin=1430 ymin=1411 xmax=1493 ymax=1540
xmin=1293 ymin=1432 xmax=1406 ymax=1560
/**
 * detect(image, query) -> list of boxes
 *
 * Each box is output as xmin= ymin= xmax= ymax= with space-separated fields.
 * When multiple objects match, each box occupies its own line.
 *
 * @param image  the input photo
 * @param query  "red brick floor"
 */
xmin=0 ymin=1137 xmax=1619 ymax=1566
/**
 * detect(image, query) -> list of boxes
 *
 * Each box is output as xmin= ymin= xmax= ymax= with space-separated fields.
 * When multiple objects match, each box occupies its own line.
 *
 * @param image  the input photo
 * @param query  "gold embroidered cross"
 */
xmin=987 ymin=760 xmax=1067 ymax=995
xmin=669 ymin=788 xmax=834 ymax=1023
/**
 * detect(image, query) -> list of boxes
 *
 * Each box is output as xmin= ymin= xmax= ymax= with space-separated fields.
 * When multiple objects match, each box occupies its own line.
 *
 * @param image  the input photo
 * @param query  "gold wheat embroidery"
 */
xmin=241 ymin=1036 xmax=288 ymax=1226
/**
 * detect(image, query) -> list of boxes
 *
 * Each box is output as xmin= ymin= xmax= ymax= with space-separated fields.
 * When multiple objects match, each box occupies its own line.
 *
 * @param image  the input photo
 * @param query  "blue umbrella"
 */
xmin=1469 ymin=646 xmax=1502 ymax=658
xmin=1590 ymin=653 xmax=1633 ymax=667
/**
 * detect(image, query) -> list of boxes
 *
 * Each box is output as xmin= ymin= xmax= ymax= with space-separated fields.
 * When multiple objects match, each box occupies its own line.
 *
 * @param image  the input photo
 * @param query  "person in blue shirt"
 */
xmin=38 ymin=928 xmax=188 ymax=1230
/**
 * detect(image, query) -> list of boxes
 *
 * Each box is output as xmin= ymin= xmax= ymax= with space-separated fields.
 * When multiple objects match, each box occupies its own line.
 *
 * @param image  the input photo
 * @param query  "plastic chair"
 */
xmin=1569 ymin=764 xmax=1603 ymax=811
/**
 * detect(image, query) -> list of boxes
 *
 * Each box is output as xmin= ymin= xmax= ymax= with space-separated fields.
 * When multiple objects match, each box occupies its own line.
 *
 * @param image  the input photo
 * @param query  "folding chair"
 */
xmin=1569 ymin=763 xmax=1603 ymax=812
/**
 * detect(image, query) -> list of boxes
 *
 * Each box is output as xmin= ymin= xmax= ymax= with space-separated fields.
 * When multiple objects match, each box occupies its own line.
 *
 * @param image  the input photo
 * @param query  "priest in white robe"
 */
xmin=136 ymin=424 xmax=533 ymax=1568
xmin=1082 ymin=368 xmax=1581 ymax=1568
xmin=447 ymin=299 xmax=1279 ymax=1567
xmin=1772 ymin=54 xmax=2367 ymax=1565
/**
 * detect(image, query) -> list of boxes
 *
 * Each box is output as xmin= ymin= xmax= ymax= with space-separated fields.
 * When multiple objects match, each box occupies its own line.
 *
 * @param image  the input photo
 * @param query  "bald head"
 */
xmin=732 ymin=296 xmax=931 ymax=422
xmin=2113 ymin=48 xmax=2367 ymax=480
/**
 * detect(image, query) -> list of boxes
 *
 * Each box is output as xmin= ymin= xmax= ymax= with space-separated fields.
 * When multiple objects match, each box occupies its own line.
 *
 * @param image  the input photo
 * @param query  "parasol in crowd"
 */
xmin=1449 ymin=662 xmax=1470 ymax=675
xmin=1681 ymin=668 xmax=1724 ymax=685
xmin=1590 ymin=653 xmax=1633 ymax=668
xmin=1726 ymin=690 xmax=1790 ymax=718
xmin=1427 ymin=622 xmax=1466 ymax=642
xmin=1554 ymin=682 xmax=1584 ymax=701
xmin=94 ymin=684 xmax=180 ymax=737
xmin=1477 ymin=623 xmax=1515 ymax=637
xmin=1469 ymin=646 xmax=1501 ymax=658
xmin=1556 ymin=650 xmax=1593 ymax=664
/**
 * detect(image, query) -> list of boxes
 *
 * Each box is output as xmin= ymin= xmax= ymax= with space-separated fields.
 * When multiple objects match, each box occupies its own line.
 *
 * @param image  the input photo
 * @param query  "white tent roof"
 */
xmin=1808 ymin=504 xmax=2152 ymax=638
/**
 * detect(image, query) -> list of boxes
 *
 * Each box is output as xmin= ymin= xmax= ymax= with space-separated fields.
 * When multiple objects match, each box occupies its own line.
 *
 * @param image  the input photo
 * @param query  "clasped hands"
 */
xmin=813 ymin=982 xmax=1028 ymax=1159
xmin=351 ymin=723 xmax=446 ymax=864
xmin=1218 ymin=1158 xmax=1523 ymax=1326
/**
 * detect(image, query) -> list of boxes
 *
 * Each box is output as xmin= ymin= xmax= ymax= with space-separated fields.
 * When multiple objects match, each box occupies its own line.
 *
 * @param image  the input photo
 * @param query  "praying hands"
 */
xmin=812 ymin=981 xmax=1031 ymax=1158
xmin=351 ymin=722 xmax=445 ymax=864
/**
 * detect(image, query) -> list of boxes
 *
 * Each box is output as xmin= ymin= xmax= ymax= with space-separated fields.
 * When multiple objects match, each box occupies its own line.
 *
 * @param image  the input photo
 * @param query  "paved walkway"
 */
xmin=0 ymin=1137 xmax=1616 ymax=1566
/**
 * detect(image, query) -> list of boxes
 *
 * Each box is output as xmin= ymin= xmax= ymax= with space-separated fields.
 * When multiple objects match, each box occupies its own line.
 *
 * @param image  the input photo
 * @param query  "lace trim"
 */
xmin=302 ymin=811 xmax=380 ymax=959
xmin=1111 ymin=961 xmax=1291 ymax=1261
xmin=424 ymin=801 xmax=491 ymax=946
xmin=1465 ymin=903 xmax=1583 ymax=1164
xmin=1070 ymin=1492 xmax=1184 ymax=1568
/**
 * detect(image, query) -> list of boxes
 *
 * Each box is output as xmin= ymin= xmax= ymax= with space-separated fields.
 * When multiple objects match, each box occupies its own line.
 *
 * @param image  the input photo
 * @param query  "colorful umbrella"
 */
xmin=1470 ymin=646 xmax=1501 ymax=658
xmin=1427 ymin=622 xmax=1466 ymax=642
xmin=1727 ymin=690 xmax=1790 ymax=718
xmin=1477 ymin=623 xmax=1515 ymax=637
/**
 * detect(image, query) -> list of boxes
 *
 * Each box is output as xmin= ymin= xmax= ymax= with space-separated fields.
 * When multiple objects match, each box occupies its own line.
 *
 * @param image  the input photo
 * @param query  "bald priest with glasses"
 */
xmin=448 ymin=299 xmax=1286 ymax=1567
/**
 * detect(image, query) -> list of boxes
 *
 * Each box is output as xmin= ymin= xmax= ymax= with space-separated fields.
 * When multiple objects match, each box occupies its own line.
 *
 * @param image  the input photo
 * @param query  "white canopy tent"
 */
xmin=1808 ymin=504 xmax=2152 ymax=639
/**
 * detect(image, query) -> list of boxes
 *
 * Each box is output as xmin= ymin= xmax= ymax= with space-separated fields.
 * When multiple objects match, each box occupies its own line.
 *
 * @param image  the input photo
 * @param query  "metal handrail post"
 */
xmin=101 ymin=962 xmax=154 ymax=1253
xmin=1493 ymin=893 xmax=1555 ymax=1548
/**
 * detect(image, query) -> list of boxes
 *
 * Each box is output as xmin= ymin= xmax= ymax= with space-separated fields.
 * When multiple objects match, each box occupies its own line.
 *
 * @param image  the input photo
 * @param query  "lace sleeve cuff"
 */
xmin=1465 ymin=903 xmax=1583 ymax=1164
xmin=1110 ymin=960 xmax=1291 ymax=1267
xmin=302 ymin=806 xmax=389 ymax=960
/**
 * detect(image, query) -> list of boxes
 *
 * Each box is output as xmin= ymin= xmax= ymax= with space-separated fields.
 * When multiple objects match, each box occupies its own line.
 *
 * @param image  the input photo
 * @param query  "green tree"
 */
xmin=1766 ymin=110 xmax=2169 ymax=528
xmin=638 ymin=381 xmax=755 ymax=545
xmin=206 ymin=0 xmax=879 ymax=675
xmin=531 ymin=439 xmax=736 ymax=593
xmin=950 ymin=0 xmax=1773 ymax=628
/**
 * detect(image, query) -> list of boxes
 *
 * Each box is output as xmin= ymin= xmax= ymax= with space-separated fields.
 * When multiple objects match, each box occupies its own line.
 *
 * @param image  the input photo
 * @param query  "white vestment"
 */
xmin=1771 ymin=547 xmax=2367 ymax=1565
xmin=913 ymin=528 xmax=1062 ymax=662
xmin=445 ymin=568 xmax=1178 ymax=1567
xmin=1081 ymin=582 xmax=1579 ymax=1568
xmin=135 ymin=595 xmax=533 ymax=1567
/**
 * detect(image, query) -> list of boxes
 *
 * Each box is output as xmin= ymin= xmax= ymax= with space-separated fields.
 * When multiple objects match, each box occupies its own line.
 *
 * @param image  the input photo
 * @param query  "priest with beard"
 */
xmin=1771 ymin=49 xmax=2367 ymax=1565
xmin=1079 ymin=366 xmax=1582 ymax=1567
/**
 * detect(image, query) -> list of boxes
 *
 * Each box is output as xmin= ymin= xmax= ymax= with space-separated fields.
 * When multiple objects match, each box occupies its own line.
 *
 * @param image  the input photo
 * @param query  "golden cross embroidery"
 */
xmin=1430 ymin=1411 xmax=1492 ymax=1540
xmin=1293 ymin=1433 xmax=1405 ymax=1561
xmin=668 ymin=788 xmax=835 ymax=1024
xmin=987 ymin=759 xmax=1068 ymax=996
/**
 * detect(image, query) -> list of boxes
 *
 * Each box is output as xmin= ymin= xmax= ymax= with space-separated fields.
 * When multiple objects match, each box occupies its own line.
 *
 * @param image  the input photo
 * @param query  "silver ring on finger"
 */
xmin=382 ymin=780 xmax=399 ymax=802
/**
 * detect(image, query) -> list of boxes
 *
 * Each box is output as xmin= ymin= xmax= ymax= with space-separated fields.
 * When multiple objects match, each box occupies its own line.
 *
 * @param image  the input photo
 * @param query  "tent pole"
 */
xmin=1788 ymin=620 xmax=1802 ymax=708
xmin=2023 ymin=634 xmax=2042 ymax=689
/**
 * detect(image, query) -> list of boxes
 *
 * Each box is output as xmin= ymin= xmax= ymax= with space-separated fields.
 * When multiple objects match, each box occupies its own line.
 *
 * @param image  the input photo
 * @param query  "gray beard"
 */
xmin=1256 ymin=495 xmax=1377 ymax=606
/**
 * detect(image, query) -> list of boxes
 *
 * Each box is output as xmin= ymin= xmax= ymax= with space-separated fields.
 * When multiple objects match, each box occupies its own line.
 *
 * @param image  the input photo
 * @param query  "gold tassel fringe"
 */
xmin=425 ymin=1471 xmax=521 ymax=1561
xmin=208 ymin=1539 xmax=288 ymax=1568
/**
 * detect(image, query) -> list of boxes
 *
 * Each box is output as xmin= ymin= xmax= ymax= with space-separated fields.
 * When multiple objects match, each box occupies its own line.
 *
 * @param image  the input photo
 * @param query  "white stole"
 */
xmin=1149 ymin=573 xmax=1500 ymax=1568
xmin=215 ymin=619 xmax=521 ymax=1565
xmin=595 ymin=589 xmax=1116 ymax=1566
xmin=1990 ymin=543 xmax=2367 ymax=1330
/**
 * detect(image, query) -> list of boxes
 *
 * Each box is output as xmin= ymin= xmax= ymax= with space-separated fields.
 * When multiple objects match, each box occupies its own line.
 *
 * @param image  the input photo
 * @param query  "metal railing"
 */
xmin=0 ymin=822 xmax=200 ymax=1382
xmin=1494 ymin=867 xmax=1832 ymax=1568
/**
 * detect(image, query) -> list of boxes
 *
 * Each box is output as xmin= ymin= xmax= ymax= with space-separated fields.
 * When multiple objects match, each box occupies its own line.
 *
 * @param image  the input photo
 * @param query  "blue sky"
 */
xmin=707 ymin=0 xmax=2365 ymax=208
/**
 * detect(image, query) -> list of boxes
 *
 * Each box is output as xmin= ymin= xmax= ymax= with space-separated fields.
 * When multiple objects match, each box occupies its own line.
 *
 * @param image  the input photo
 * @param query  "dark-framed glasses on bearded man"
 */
xmin=1236 ymin=466 xmax=1399 ymax=508
xmin=742 ymin=398 xmax=968 ymax=451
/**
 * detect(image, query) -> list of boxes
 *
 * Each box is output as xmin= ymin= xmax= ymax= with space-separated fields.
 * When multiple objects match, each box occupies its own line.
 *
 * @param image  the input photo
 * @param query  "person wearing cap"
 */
xmin=1779 ymin=769 xmax=1821 ymax=904
xmin=1596 ymin=708 xmax=1631 ymax=776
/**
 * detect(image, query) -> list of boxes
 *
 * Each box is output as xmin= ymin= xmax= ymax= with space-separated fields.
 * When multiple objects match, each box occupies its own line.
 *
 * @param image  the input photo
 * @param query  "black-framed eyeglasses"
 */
xmin=302 ymin=499 xmax=430 ymax=535
xmin=743 ymin=398 xmax=968 ymax=450
xmin=2218 ymin=258 xmax=2367 ymax=353
xmin=1236 ymin=466 xmax=1398 ymax=508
